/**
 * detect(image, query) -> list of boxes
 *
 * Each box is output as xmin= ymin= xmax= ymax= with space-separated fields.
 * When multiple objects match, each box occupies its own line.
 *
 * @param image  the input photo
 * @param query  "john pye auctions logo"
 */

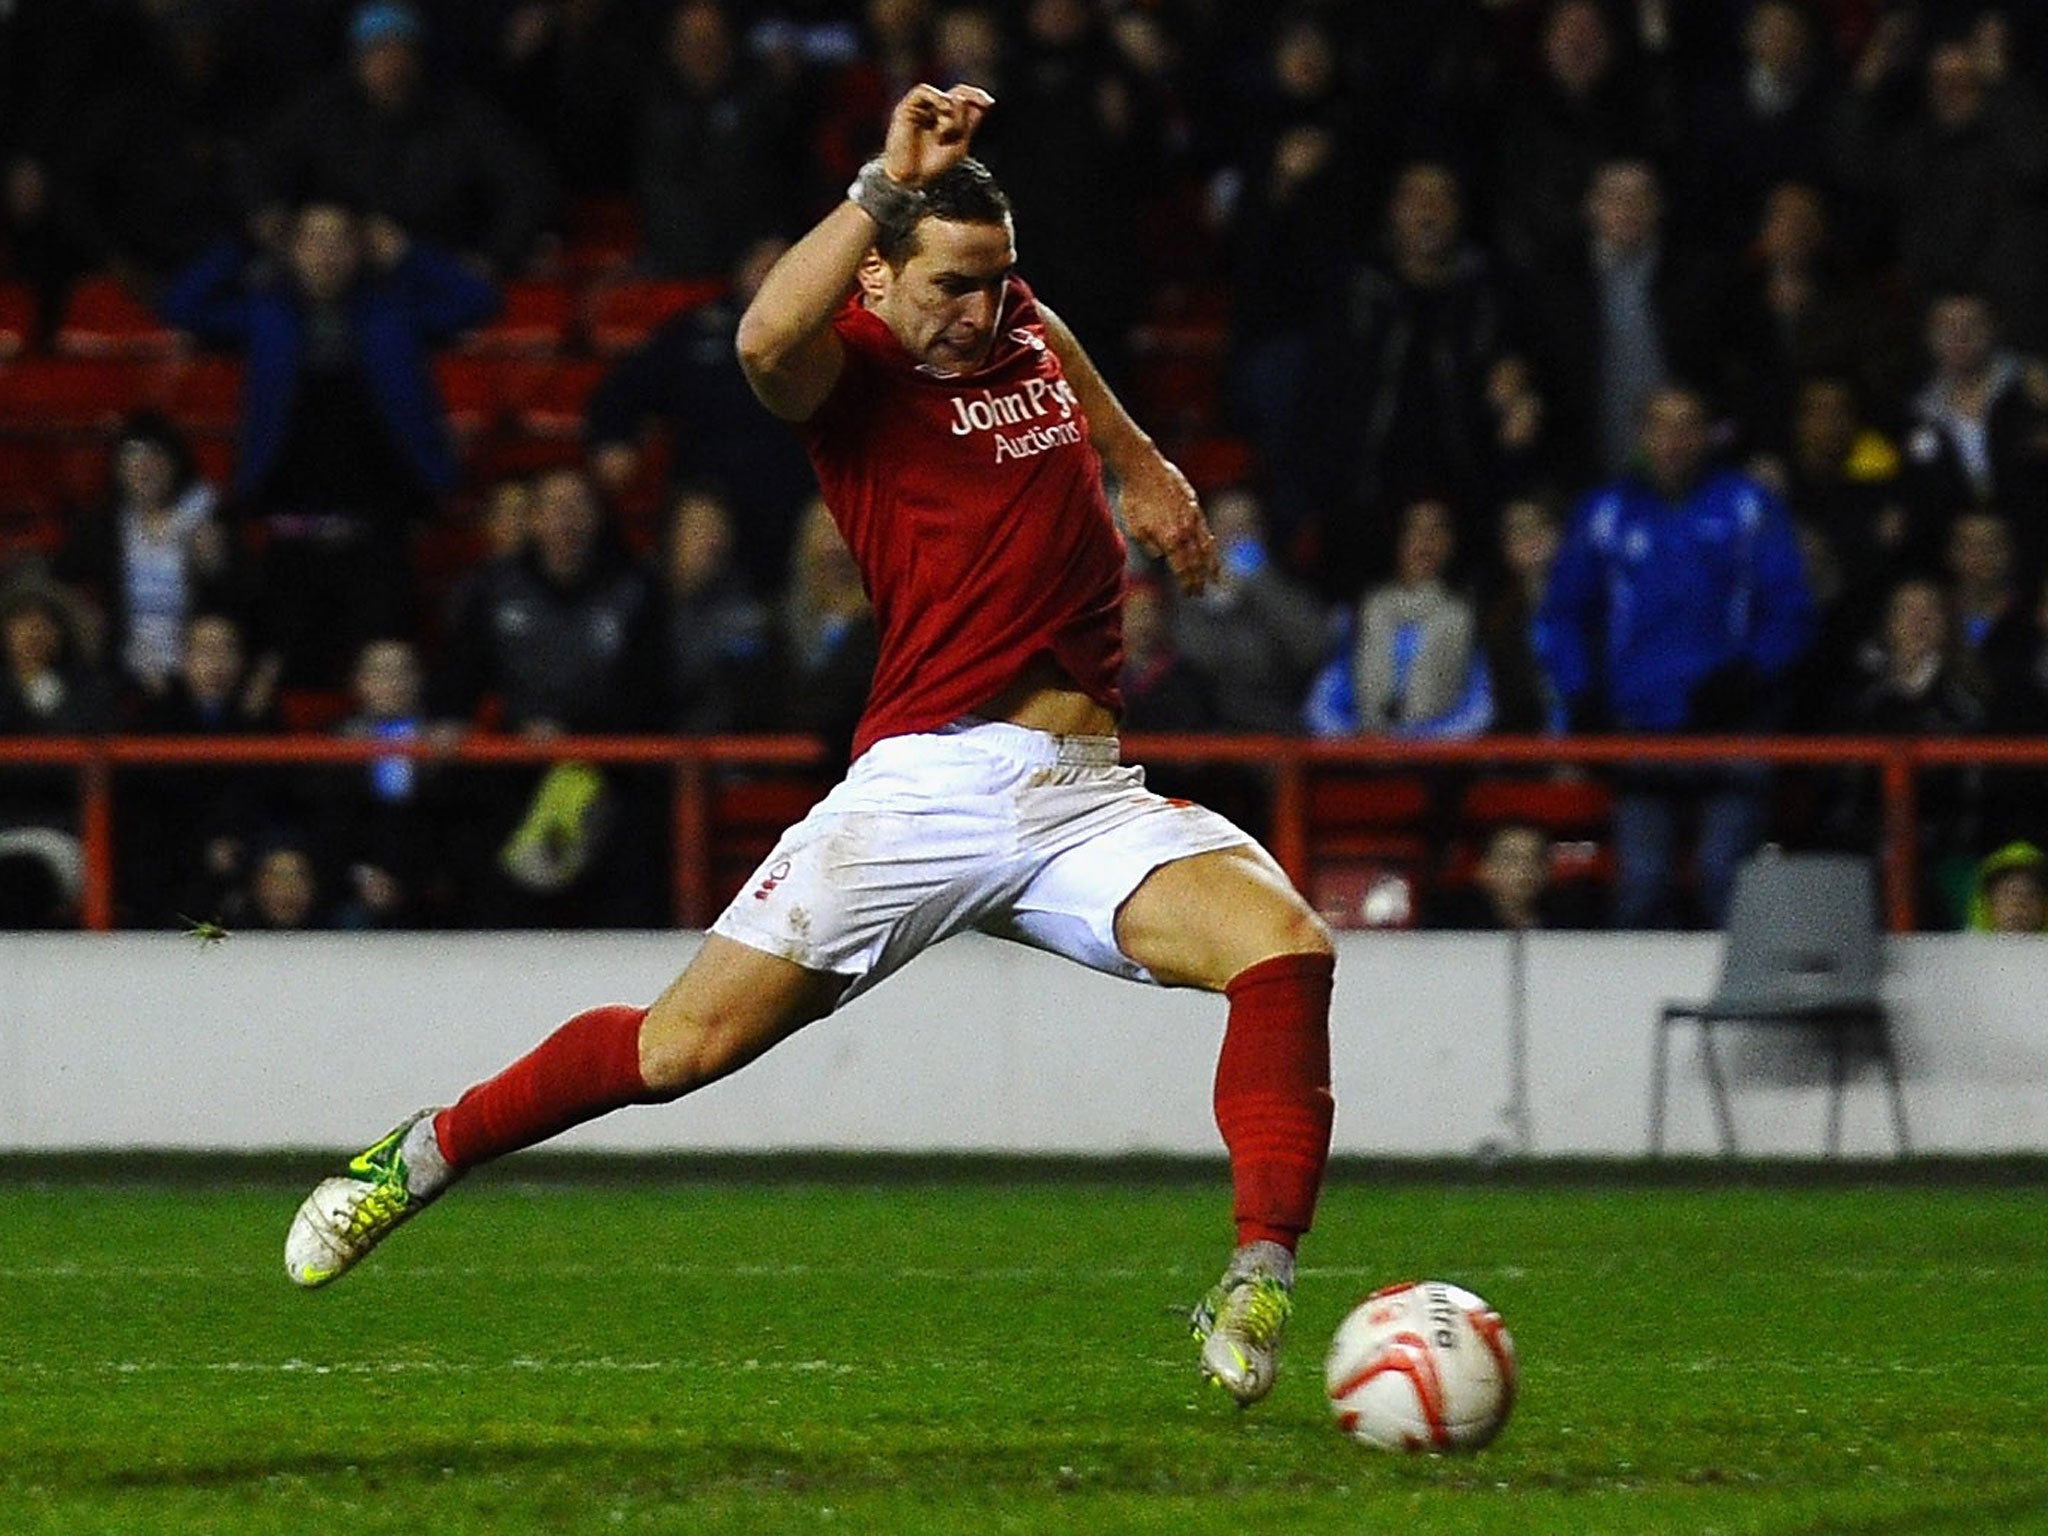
xmin=947 ymin=377 xmax=1083 ymax=463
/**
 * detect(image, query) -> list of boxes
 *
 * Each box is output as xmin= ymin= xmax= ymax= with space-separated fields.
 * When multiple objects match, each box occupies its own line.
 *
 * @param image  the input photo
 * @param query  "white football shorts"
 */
xmin=709 ymin=717 xmax=1255 ymax=1003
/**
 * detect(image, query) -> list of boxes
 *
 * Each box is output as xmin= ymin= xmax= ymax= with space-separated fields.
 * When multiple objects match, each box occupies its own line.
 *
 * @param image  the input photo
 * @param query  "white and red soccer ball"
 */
xmin=1324 ymin=1279 xmax=1517 ymax=1452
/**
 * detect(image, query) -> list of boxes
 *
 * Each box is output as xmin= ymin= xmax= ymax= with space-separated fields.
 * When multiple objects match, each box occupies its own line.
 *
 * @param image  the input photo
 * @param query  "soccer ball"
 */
xmin=1324 ymin=1279 xmax=1517 ymax=1452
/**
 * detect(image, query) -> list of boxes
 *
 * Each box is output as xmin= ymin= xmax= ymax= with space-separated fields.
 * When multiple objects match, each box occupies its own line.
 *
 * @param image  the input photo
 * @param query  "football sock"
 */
xmin=433 ymin=1005 xmax=656 ymax=1172
xmin=1214 ymin=951 xmax=1335 ymax=1252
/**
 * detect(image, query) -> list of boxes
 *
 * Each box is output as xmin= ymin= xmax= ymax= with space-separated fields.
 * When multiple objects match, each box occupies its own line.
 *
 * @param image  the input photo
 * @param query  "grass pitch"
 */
xmin=2 ymin=1162 xmax=2045 ymax=1535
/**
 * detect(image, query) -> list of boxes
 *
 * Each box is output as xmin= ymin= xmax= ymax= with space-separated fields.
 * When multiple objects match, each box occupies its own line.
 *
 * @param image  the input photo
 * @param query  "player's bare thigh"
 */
xmin=637 ymin=933 xmax=850 ymax=1093
xmin=1114 ymin=844 xmax=1333 ymax=992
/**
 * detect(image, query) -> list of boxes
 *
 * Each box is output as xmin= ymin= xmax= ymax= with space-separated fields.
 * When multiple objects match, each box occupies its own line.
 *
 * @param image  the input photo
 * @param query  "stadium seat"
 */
xmin=586 ymin=278 xmax=725 ymax=355
xmin=710 ymin=774 xmax=832 ymax=907
xmin=511 ymin=358 xmax=608 ymax=437
xmin=1304 ymin=773 xmax=1432 ymax=929
xmin=0 ymin=357 xmax=148 ymax=430
xmin=435 ymin=355 xmax=504 ymax=442
xmin=1309 ymin=859 xmax=1421 ymax=931
xmin=459 ymin=280 xmax=576 ymax=357
xmin=1450 ymin=774 xmax=1614 ymax=894
xmin=156 ymin=356 xmax=244 ymax=432
xmin=55 ymin=276 xmax=185 ymax=359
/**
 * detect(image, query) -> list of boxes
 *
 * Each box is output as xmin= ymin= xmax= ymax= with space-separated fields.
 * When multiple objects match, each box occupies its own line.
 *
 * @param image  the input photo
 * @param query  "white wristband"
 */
xmin=847 ymin=159 xmax=926 ymax=238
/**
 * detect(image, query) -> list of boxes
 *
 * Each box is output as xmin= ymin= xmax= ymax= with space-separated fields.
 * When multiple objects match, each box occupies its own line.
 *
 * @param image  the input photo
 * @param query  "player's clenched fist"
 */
xmin=882 ymin=84 xmax=995 ymax=187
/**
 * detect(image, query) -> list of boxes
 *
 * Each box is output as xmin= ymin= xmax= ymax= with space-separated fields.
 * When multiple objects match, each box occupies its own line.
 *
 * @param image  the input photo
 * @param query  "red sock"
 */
xmin=434 ymin=1005 xmax=659 ymax=1171
xmin=1214 ymin=952 xmax=1335 ymax=1251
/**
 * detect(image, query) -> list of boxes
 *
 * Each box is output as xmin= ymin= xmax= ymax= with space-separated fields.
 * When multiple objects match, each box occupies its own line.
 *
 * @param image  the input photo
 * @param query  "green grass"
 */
xmin=2 ymin=1166 xmax=2046 ymax=1534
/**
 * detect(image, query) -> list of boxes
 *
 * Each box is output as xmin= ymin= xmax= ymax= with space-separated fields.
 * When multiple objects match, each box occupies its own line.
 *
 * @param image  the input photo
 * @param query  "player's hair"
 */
xmin=876 ymin=158 xmax=1012 ymax=266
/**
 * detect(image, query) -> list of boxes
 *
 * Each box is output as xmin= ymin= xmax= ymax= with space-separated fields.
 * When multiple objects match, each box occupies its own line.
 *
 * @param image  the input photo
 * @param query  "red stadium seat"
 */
xmin=434 ymin=355 xmax=504 ymax=441
xmin=511 ymin=358 xmax=607 ymax=437
xmin=156 ymin=356 xmax=244 ymax=431
xmin=586 ymin=279 xmax=724 ymax=355
xmin=56 ymin=276 xmax=185 ymax=359
xmin=1458 ymin=775 xmax=1612 ymax=834
xmin=0 ymin=357 xmax=148 ymax=430
xmin=1310 ymin=860 xmax=1421 ymax=931
xmin=710 ymin=774 xmax=832 ymax=906
xmin=459 ymin=280 xmax=575 ymax=356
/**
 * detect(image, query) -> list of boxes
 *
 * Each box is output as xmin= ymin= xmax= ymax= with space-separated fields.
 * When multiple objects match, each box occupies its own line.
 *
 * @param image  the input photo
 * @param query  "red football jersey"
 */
xmin=799 ymin=278 xmax=1127 ymax=759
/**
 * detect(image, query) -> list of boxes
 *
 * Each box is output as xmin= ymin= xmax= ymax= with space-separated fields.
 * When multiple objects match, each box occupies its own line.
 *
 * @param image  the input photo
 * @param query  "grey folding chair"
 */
xmin=1650 ymin=850 xmax=1910 ymax=1158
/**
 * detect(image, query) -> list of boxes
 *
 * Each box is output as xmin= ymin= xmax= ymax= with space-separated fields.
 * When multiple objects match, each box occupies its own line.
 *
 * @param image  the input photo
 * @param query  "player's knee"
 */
xmin=1253 ymin=899 xmax=1335 ymax=967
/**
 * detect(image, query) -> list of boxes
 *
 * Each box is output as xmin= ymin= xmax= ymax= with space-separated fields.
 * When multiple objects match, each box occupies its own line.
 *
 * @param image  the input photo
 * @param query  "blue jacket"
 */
xmin=159 ymin=241 xmax=499 ymax=497
xmin=1538 ymin=469 xmax=1815 ymax=731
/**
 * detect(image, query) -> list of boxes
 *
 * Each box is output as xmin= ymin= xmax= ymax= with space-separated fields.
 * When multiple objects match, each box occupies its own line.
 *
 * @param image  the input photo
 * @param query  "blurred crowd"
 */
xmin=6 ymin=0 xmax=2048 ymax=933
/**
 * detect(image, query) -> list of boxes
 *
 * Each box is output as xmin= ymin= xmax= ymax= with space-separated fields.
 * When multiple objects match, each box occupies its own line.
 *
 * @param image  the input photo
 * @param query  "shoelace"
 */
xmin=340 ymin=1175 xmax=409 ymax=1242
xmin=1217 ymin=1277 xmax=1291 ymax=1345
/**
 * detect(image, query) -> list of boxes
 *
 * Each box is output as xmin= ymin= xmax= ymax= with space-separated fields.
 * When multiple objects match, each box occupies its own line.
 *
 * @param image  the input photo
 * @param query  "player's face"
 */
xmin=872 ymin=217 xmax=1017 ymax=373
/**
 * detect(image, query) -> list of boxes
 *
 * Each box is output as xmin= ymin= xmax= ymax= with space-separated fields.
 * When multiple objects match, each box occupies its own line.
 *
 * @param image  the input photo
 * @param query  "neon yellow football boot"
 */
xmin=284 ymin=1108 xmax=444 ymax=1288
xmin=1191 ymin=1243 xmax=1295 ymax=1406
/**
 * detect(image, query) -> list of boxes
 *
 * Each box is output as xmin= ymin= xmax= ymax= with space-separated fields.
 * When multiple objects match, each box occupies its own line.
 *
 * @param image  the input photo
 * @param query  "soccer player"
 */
xmin=286 ymin=84 xmax=1336 ymax=1407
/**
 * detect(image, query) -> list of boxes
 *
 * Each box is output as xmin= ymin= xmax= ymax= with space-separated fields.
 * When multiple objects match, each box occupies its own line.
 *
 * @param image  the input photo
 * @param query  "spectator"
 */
xmin=317 ymin=636 xmax=463 ymax=929
xmin=1352 ymin=498 xmax=1489 ymax=739
xmin=1835 ymin=23 xmax=2048 ymax=349
xmin=1540 ymin=384 xmax=1815 ymax=927
xmin=1898 ymin=291 xmax=2048 ymax=581
xmin=0 ymin=576 xmax=116 ymax=737
xmin=1172 ymin=488 xmax=1328 ymax=733
xmin=159 ymin=202 xmax=500 ymax=686
xmin=478 ymin=475 xmax=534 ymax=566
xmin=126 ymin=610 xmax=283 ymax=926
xmin=1480 ymin=495 xmax=1565 ymax=734
xmin=1426 ymin=821 xmax=1596 ymax=930
xmin=1945 ymin=509 xmax=2033 ymax=707
xmin=437 ymin=466 xmax=663 ymax=924
xmin=52 ymin=411 xmax=240 ymax=701
xmin=775 ymin=496 xmax=876 ymax=771
xmin=1682 ymin=0 xmax=1841 ymax=251
xmin=486 ymin=0 xmax=642 ymax=200
xmin=811 ymin=0 xmax=937 ymax=211
xmin=1824 ymin=574 xmax=1986 ymax=926
xmin=438 ymin=466 xmax=660 ymax=737
xmin=1310 ymin=160 xmax=1542 ymax=600
xmin=637 ymin=0 xmax=797 ymax=280
xmin=1968 ymin=839 xmax=2048 ymax=933
xmin=657 ymin=485 xmax=774 ymax=733
xmin=1490 ymin=0 xmax=1679 ymax=270
xmin=585 ymin=237 xmax=817 ymax=595
xmin=981 ymin=0 xmax=1169 ymax=389
xmin=0 ymin=577 xmax=115 ymax=926
xmin=203 ymin=834 xmax=338 ymax=933
xmin=57 ymin=2 xmax=262 ymax=289
xmin=1522 ymin=157 xmax=1725 ymax=485
xmin=1718 ymin=182 xmax=1911 ymax=453
xmin=1120 ymin=569 xmax=1213 ymax=733
xmin=1210 ymin=15 xmax=1359 ymax=551
xmin=248 ymin=1 xmax=554 ymax=277
xmin=1761 ymin=373 xmax=1907 ymax=602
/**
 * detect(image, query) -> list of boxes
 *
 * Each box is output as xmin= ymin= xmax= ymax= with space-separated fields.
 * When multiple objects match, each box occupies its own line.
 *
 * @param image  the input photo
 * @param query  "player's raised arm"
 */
xmin=1040 ymin=304 xmax=1220 ymax=595
xmin=735 ymin=83 xmax=994 ymax=422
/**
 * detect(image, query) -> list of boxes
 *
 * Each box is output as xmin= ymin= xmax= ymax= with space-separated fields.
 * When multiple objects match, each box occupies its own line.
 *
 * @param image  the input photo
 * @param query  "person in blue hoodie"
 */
xmin=159 ymin=203 xmax=499 ymax=686
xmin=1539 ymin=383 xmax=1816 ymax=928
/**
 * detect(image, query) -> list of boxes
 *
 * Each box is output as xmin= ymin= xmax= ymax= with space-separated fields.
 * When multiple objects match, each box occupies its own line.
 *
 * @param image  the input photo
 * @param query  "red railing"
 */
xmin=0 ymin=731 xmax=2029 ymax=932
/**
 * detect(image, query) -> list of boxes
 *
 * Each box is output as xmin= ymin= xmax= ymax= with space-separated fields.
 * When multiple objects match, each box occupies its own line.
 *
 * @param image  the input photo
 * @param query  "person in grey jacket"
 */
xmin=1173 ymin=489 xmax=1330 ymax=733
